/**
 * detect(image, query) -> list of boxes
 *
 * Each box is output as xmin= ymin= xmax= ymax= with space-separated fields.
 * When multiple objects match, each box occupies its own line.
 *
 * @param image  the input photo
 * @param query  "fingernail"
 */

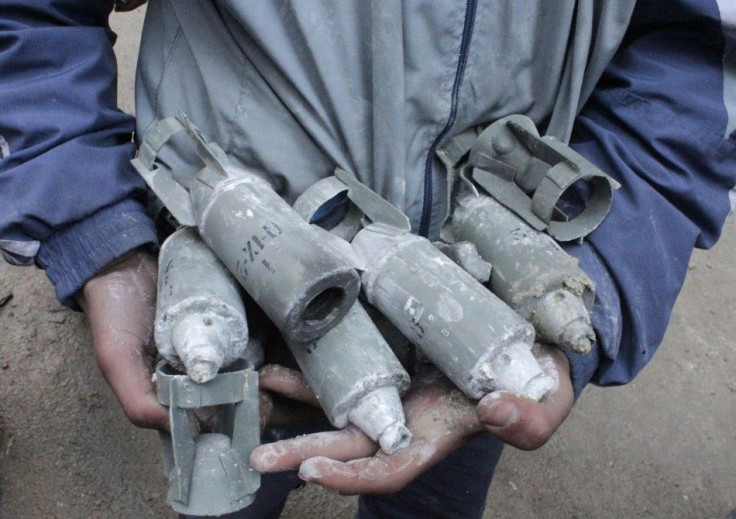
xmin=250 ymin=444 xmax=279 ymax=472
xmin=249 ymin=449 xmax=268 ymax=472
xmin=298 ymin=456 xmax=329 ymax=481
xmin=482 ymin=399 xmax=519 ymax=428
xmin=258 ymin=364 xmax=277 ymax=377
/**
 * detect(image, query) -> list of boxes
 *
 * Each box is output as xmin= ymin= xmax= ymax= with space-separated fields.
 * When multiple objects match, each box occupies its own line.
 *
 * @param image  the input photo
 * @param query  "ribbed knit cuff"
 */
xmin=37 ymin=199 xmax=158 ymax=308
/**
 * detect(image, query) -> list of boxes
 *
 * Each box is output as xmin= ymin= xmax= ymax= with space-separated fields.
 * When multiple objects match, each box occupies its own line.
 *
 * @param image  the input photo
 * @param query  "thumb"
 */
xmin=477 ymin=346 xmax=574 ymax=450
xmin=476 ymin=392 xmax=555 ymax=450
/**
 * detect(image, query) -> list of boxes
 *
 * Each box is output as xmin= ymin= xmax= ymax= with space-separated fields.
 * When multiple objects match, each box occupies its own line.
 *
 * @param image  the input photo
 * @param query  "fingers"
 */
xmin=259 ymin=392 xmax=274 ymax=431
xmin=297 ymin=439 xmax=440 ymax=495
xmin=477 ymin=392 xmax=555 ymax=450
xmin=95 ymin=337 xmax=170 ymax=431
xmin=78 ymin=249 xmax=169 ymax=431
xmin=258 ymin=364 xmax=320 ymax=407
xmin=253 ymin=369 xmax=484 ymax=495
xmin=251 ymin=426 xmax=378 ymax=473
xmin=477 ymin=346 xmax=574 ymax=450
xmin=258 ymin=364 xmax=325 ymax=427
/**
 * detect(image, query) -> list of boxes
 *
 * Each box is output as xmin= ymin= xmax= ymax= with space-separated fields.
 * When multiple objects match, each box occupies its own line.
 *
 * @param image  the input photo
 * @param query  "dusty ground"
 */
xmin=0 ymin=8 xmax=734 ymax=519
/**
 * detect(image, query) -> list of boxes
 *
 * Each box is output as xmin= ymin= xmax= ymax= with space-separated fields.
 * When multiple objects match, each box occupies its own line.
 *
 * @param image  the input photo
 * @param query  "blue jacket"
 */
xmin=1 ymin=0 xmax=734 ymax=397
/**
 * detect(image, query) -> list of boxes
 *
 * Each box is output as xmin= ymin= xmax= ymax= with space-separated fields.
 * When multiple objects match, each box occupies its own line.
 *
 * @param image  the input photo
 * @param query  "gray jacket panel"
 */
xmin=136 ymin=0 xmax=635 ymax=235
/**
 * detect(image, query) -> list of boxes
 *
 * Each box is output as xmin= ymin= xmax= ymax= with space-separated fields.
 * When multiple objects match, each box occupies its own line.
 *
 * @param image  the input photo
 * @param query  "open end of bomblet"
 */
xmin=378 ymin=423 xmax=413 ymax=455
xmin=544 ymin=175 xmax=617 ymax=242
xmin=286 ymin=267 xmax=360 ymax=343
xmin=302 ymin=287 xmax=346 ymax=324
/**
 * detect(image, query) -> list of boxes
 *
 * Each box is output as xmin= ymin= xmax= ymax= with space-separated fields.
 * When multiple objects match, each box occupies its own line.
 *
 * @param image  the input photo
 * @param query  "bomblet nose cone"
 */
xmin=184 ymin=358 xmax=220 ymax=384
xmin=484 ymin=342 xmax=556 ymax=401
xmin=561 ymin=319 xmax=596 ymax=354
xmin=347 ymin=386 xmax=412 ymax=454
xmin=172 ymin=314 xmax=227 ymax=383
xmin=534 ymin=289 xmax=594 ymax=354
xmin=378 ymin=422 xmax=413 ymax=454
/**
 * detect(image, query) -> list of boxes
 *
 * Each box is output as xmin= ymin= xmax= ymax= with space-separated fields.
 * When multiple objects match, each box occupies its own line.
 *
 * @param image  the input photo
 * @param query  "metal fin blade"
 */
xmin=335 ymin=169 xmax=411 ymax=232
xmin=132 ymin=157 xmax=197 ymax=227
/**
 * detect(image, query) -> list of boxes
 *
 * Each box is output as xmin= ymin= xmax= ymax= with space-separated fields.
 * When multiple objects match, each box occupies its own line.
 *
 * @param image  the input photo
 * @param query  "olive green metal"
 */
xmin=132 ymin=117 xmax=197 ymax=227
xmin=452 ymin=192 xmax=595 ymax=353
xmin=134 ymin=114 xmax=361 ymax=343
xmin=433 ymin=241 xmax=492 ymax=284
xmin=288 ymin=302 xmax=411 ymax=453
xmin=292 ymin=175 xmax=364 ymax=242
xmin=291 ymin=183 xmax=411 ymax=453
xmin=468 ymin=114 xmax=620 ymax=242
xmin=155 ymin=227 xmax=251 ymax=383
xmin=296 ymin=172 xmax=553 ymax=400
xmin=191 ymin=172 xmax=360 ymax=342
xmin=156 ymin=361 xmax=260 ymax=517
xmin=352 ymin=224 xmax=553 ymax=401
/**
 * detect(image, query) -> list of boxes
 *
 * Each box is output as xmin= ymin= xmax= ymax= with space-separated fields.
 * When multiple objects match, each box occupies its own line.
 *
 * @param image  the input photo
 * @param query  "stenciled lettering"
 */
xmin=237 ymin=222 xmax=283 ymax=279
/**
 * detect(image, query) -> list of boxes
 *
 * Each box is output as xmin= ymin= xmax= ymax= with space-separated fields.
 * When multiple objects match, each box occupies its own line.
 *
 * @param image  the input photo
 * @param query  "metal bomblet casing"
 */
xmin=352 ymin=224 xmax=553 ymax=401
xmin=190 ymin=170 xmax=360 ymax=343
xmin=133 ymin=113 xmax=361 ymax=343
xmin=436 ymin=113 xmax=621 ymax=353
xmin=296 ymin=170 xmax=554 ymax=401
xmin=287 ymin=302 xmax=411 ymax=454
xmin=290 ymin=180 xmax=412 ymax=453
xmin=155 ymin=227 xmax=253 ymax=383
xmin=156 ymin=360 xmax=260 ymax=517
xmin=452 ymin=193 xmax=596 ymax=354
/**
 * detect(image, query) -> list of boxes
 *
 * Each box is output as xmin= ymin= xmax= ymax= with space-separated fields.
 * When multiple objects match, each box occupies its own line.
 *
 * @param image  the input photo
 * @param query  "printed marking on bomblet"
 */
xmin=236 ymin=222 xmax=283 ymax=280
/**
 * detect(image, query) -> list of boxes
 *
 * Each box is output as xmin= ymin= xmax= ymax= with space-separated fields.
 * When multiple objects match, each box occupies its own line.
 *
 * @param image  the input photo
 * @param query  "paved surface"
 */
xmin=0 ymin=8 xmax=733 ymax=518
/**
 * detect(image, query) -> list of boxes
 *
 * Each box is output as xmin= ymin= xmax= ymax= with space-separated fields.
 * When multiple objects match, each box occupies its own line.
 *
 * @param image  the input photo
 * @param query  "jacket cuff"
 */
xmin=37 ymin=199 xmax=158 ymax=308
xmin=561 ymin=240 xmax=623 ymax=400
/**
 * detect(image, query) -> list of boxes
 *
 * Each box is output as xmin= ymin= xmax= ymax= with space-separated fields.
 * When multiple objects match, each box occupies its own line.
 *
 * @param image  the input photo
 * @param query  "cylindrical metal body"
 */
xmin=288 ymin=302 xmax=411 ymax=453
xmin=155 ymin=227 xmax=250 ymax=383
xmin=157 ymin=361 xmax=260 ymax=516
xmin=352 ymin=225 xmax=552 ymax=400
xmin=452 ymin=193 xmax=595 ymax=353
xmin=190 ymin=171 xmax=360 ymax=342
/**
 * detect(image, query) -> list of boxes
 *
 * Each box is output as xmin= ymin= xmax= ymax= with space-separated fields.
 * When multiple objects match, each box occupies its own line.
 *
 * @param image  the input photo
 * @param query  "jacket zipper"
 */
xmin=418 ymin=0 xmax=478 ymax=237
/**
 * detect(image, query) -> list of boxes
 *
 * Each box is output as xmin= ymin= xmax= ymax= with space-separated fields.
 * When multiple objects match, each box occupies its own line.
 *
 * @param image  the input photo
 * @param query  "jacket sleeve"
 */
xmin=562 ymin=0 xmax=736 ymax=397
xmin=0 ymin=0 xmax=157 ymax=307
